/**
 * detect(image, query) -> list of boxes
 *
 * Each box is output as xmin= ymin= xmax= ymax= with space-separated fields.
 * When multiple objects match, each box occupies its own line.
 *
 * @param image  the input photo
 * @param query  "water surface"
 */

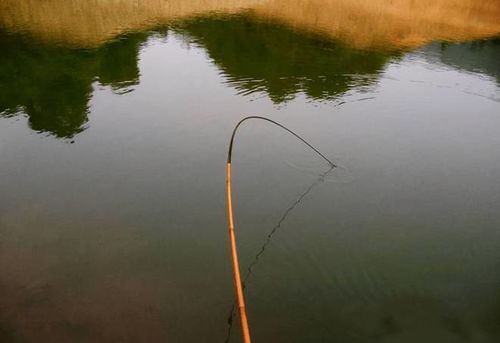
xmin=1 ymin=13 xmax=500 ymax=343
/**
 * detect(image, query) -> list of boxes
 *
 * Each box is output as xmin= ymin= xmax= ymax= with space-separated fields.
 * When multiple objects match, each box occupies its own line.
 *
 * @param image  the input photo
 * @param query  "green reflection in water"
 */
xmin=0 ymin=31 xmax=148 ymax=138
xmin=421 ymin=39 xmax=500 ymax=84
xmin=173 ymin=15 xmax=399 ymax=103
xmin=1 ymin=15 xmax=499 ymax=139
xmin=0 ymin=14 xmax=400 ymax=138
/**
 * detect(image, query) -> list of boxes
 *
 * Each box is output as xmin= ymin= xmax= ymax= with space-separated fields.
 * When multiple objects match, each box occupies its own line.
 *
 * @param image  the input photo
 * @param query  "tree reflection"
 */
xmin=421 ymin=39 xmax=500 ymax=84
xmin=174 ymin=15 xmax=398 ymax=103
xmin=1 ymin=15 xmax=499 ymax=140
xmin=0 ymin=15 xmax=401 ymax=139
xmin=0 ymin=31 xmax=148 ymax=138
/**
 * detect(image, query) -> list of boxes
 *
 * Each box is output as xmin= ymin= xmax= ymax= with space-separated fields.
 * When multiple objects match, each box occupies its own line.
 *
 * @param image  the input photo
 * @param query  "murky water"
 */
xmin=1 ymin=12 xmax=500 ymax=343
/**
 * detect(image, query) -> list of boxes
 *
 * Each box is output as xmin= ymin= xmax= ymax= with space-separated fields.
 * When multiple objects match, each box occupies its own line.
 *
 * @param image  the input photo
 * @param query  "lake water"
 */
xmin=1 ymin=13 xmax=500 ymax=343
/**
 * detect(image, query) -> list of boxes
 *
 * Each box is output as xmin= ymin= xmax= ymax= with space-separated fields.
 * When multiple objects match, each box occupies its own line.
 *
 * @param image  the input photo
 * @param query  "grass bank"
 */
xmin=0 ymin=0 xmax=499 ymax=48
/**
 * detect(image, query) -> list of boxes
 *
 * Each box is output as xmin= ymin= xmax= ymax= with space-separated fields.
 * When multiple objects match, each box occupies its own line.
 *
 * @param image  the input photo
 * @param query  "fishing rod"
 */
xmin=226 ymin=116 xmax=335 ymax=343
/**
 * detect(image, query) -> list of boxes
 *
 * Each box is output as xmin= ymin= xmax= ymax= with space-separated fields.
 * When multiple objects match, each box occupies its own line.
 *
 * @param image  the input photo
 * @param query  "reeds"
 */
xmin=253 ymin=0 xmax=500 ymax=49
xmin=0 ymin=0 xmax=264 ymax=46
xmin=0 ymin=0 xmax=499 ymax=48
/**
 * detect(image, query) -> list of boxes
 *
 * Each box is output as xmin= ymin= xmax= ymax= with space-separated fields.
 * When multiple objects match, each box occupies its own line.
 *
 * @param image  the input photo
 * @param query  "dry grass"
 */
xmin=253 ymin=0 xmax=500 ymax=49
xmin=0 ymin=0 xmax=499 ymax=48
xmin=0 ymin=0 xmax=264 ymax=47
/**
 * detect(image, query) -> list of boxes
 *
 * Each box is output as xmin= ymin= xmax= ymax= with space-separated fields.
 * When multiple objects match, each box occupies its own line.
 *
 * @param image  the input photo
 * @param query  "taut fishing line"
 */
xmin=224 ymin=166 xmax=334 ymax=343
xmin=225 ymin=116 xmax=335 ymax=343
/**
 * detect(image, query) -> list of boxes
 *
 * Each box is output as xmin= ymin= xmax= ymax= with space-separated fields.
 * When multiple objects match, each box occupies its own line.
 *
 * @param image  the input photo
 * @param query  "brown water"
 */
xmin=1 ymin=4 xmax=500 ymax=343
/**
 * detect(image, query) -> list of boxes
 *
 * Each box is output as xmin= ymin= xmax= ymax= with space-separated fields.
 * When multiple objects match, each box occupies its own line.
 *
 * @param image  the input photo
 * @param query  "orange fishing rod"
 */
xmin=226 ymin=116 xmax=335 ymax=343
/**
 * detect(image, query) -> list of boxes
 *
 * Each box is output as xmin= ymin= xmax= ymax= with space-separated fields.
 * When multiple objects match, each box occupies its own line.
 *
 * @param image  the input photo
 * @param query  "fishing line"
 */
xmin=224 ymin=165 xmax=334 ymax=343
xmin=225 ymin=116 xmax=335 ymax=343
xmin=242 ymin=165 xmax=335 ymax=287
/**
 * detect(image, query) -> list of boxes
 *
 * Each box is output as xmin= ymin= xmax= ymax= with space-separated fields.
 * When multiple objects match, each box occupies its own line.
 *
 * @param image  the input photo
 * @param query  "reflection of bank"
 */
xmin=0 ymin=31 xmax=149 ymax=138
xmin=419 ymin=39 xmax=500 ymax=83
xmin=0 ymin=15 xmax=400 ymax=139
xmin=174 ymin=15 xmax=399 ymax=103
xmin=2 ymin=14 xmax=497 ymax=140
